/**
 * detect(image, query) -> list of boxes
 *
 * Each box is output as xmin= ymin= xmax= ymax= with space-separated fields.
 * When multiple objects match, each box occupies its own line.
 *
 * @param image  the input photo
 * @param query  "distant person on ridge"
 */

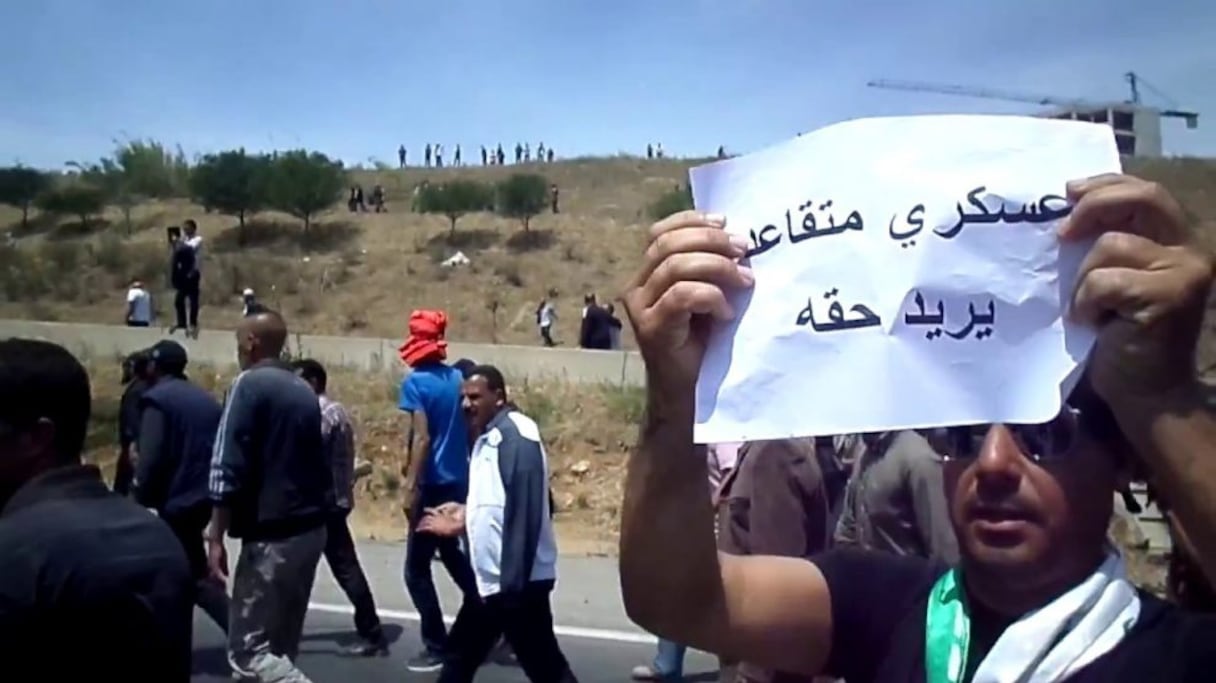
xmin=515 ymin=143 xmax=523 ymax=164
xmin=397 ymin=309 xmax=479 ymax=672
xmin=454 ymin=145 xmax=462 ymax=167
xmin=550 ymin=183 xmax=560 ymax=214
xmin=168 ymin=220 xmax=202 ymax=339
xmin=536 ymin=293 xmax=557 ymax=347
xmin=241 ymin=288 xmax=266 ymax=317
xmin=578 ymin=295 xmax=613 ymax=350
xmin=547 ymin=148 xmax=555 ymax=163
xmin=497 ymin=144 xmax=505 ymax=165
xmin=604 ymin=302 xmax=623 ymax=350
xmin=399 ymin=144 xmax=407 ymax=168
xmin=425 ymin=143 xmax=433 ymax=168
xmin=481 ymin=145 xmax=488 ymax=166
xmin=126 ymin=278 xmax=152 ymax=327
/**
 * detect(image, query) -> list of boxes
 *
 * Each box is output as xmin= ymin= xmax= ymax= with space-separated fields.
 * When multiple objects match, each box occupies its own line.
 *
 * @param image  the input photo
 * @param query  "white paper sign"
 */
xmin=690 ymin=115 xmax=1122 ymax=444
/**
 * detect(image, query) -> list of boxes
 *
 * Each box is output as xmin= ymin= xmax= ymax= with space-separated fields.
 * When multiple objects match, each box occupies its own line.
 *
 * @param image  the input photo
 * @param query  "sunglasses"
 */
xmin=924 ymin=406 xmax=1085 ymax=462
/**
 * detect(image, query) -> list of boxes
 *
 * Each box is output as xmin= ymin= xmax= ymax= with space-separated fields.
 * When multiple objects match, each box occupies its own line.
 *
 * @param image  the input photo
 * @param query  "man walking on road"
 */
xmin=207 ymin=311 xmax=333 ymax=683
xmin=293 ymin=358 xmax=390 ymax=656
xmin=418 ymin=364 xmax=577 ymax=683
xmin=115 ymin=349 xmax=151 ymax=495
xmin=397 ymin=309 xmax=479 ymax=672
xmin=134 ymin=340 xmax=230 ymax=632
xmin=0 ymin=339 xmax=194 ymax=681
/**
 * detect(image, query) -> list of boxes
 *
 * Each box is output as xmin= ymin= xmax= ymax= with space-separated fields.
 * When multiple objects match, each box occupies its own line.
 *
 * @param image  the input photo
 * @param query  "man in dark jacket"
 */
xmin=115 ymin=349 xmax=150 ymax=495
xmin=293 ymin=358 xmax=388 ymax=656
xmin=578 ymin=296 xmax=613 ymax=350
xmin=134 ymin=339 xmax=229 ymax=631
xmin=207 ymin=310 xmax=332 ymax=683
xmin=0 ymin=339 xmax=193 ymax=681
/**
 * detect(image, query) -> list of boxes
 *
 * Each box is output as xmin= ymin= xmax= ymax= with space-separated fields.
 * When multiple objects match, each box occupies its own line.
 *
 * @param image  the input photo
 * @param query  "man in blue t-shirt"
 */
xmin=397 ymin=311 xmax=480 ymax=672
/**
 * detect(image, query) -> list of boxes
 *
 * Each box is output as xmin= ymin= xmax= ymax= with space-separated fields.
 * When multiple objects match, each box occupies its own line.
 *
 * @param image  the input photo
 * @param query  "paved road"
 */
xmin=191 ymin=611 xmax=719 ymax=682
xmin=193 ymin=540 xmax=719 ymax=681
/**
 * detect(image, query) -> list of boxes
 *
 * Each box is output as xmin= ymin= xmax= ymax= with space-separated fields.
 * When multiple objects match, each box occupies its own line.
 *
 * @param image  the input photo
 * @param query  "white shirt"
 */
xmin=539 ymin=302 xmax=555 ymax=328
xmin=185 ymin=235 xmax=203 ymax=274
xmin=126 ymin=287 xmax=152 ymax=323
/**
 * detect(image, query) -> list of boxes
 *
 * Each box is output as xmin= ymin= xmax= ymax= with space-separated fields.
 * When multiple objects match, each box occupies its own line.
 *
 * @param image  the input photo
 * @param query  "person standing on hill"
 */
xmin=536 ymin=294 xmax=557 ymax=347
xmin=168 ymin=224 xmax=200 ymax=339
xmin=133 ymin=340 xmax=230 ymax=633
xmin=399 ymin=144 xmax=407 ymax=168
xmin=207 ymin=310 xmax=333 ymax=683
xmin=397 ymin=309 xmax=479 ymax=672
xmin=182 ymin=220 xmax=203 ymax=336
xmin=293 ymin=358 xmax=390 ymax=657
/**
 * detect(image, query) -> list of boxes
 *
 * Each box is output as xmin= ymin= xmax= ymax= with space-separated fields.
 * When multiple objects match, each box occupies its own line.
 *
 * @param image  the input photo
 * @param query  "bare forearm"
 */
xmin=206 ymin=506 xmax=231 ymax=542
xmin=1114 ymin=382 xmax=1216 ymax=585
xmin=406 ymin=437 xmax=429 ymax=481
xmin=619 ymin=378 xmax=726 ymax=648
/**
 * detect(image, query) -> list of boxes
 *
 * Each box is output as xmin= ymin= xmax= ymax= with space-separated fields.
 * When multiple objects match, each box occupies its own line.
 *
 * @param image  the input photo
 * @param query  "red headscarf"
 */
xmin=399 ymin=309 xmax=449 ymax=367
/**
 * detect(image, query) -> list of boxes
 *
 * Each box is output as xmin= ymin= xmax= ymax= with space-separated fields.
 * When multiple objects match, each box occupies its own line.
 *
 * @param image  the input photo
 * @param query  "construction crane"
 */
xmin=867 ymin=75 xmax=1198 ymax=129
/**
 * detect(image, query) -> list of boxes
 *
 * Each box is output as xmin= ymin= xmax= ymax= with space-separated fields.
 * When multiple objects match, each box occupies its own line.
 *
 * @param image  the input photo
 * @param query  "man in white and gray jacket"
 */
xmin=417 ymin=364 xmax=577 ymax=683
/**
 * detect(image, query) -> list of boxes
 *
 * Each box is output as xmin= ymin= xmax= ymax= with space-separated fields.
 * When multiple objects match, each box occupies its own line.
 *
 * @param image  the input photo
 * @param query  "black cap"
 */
xmin=147 ymin=340 xmax=188 ymax=373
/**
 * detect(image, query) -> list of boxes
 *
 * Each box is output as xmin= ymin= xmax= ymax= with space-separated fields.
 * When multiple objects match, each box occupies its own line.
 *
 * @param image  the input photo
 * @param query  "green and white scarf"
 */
xmin=925 ymin=551 xmax=1140 ymax=683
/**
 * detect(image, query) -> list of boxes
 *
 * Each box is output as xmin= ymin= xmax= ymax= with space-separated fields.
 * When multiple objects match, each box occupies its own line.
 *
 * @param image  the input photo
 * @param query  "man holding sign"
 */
xmin=619 ymin=116 xmax=1216 ymax=683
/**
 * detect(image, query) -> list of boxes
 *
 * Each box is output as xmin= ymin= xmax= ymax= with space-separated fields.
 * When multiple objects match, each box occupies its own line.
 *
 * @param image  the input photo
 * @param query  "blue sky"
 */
xmin=2 ymin=0 xmax=1213 ymax=169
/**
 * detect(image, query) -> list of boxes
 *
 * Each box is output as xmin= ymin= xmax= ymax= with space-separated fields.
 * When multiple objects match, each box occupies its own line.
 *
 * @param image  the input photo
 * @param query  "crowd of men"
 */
xmin=0 ymin=306 xmax=577 ymax=682
xmin=7 ymin=170 xmax=1216 ymax=683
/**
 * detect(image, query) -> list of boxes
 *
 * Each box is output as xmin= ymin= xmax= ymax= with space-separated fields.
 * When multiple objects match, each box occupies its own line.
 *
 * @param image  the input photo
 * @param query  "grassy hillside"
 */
xmin=2 ymin=156 xmax=1215 ymax=358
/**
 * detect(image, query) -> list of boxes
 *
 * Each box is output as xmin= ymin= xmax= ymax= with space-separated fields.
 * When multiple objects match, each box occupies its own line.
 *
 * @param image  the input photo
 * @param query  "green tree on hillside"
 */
xmin=265 ymin=150 xmax=346 ymax=231
xmin=36 ymin=184 xmax=107 ymax=230
xmin=647 ymin=184 xmax=694 ymax=221
xmin=0 ymin=166 xmax=52 ymax=230
xmin=68 ymin=159 xmax=139 ymax=234
xmin=417 ymin=179 xmax=494 ymax=239
xmin=119 ymin=139 xmax=192 ymax=197
xmin=191 ymin=149 xmax=270 ymax=243
xmin=495 ymin=173 xmax=548 ymax=232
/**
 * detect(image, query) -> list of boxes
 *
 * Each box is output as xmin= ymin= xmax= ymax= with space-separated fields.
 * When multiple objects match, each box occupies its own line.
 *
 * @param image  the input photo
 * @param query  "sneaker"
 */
xmin=342 ymin=635 xmax=389 ymax=657
xmin=405 ymin=650 xmax=444 ymax=672
xmin=631 ymin=664 xmax=678 ymax=681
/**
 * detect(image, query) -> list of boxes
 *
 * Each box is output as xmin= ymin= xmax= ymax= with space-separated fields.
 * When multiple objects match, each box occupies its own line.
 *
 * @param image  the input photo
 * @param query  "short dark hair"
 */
xmin=291 ymin=358 xmax=327 ymax=393
xmin=183 ymin=218 xmax=197 ymax=231
xmin=452 ymin=358 xmax=477 ymax=379
xmin=121 ymin=350 xmax=149 ymax=384
xmin=0 ymin=339 xmax=91 ymax=463
xmin=466 ymin=364 xmax=507 ymax=396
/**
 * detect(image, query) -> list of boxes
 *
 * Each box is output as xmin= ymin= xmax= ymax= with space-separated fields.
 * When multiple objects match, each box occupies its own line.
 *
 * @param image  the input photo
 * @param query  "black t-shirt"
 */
xmin=816 ymin=549 xmax=1216 ymax=682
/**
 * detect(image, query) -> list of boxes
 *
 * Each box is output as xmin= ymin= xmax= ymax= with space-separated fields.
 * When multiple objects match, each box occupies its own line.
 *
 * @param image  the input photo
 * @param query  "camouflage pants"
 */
xmin=227 ymin=525 xmax=327 ymax=683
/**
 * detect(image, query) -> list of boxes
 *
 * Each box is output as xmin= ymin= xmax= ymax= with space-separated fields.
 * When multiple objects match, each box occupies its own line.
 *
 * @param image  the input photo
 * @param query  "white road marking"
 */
xmin=307 ymin=602 xmax=656 ymax=645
